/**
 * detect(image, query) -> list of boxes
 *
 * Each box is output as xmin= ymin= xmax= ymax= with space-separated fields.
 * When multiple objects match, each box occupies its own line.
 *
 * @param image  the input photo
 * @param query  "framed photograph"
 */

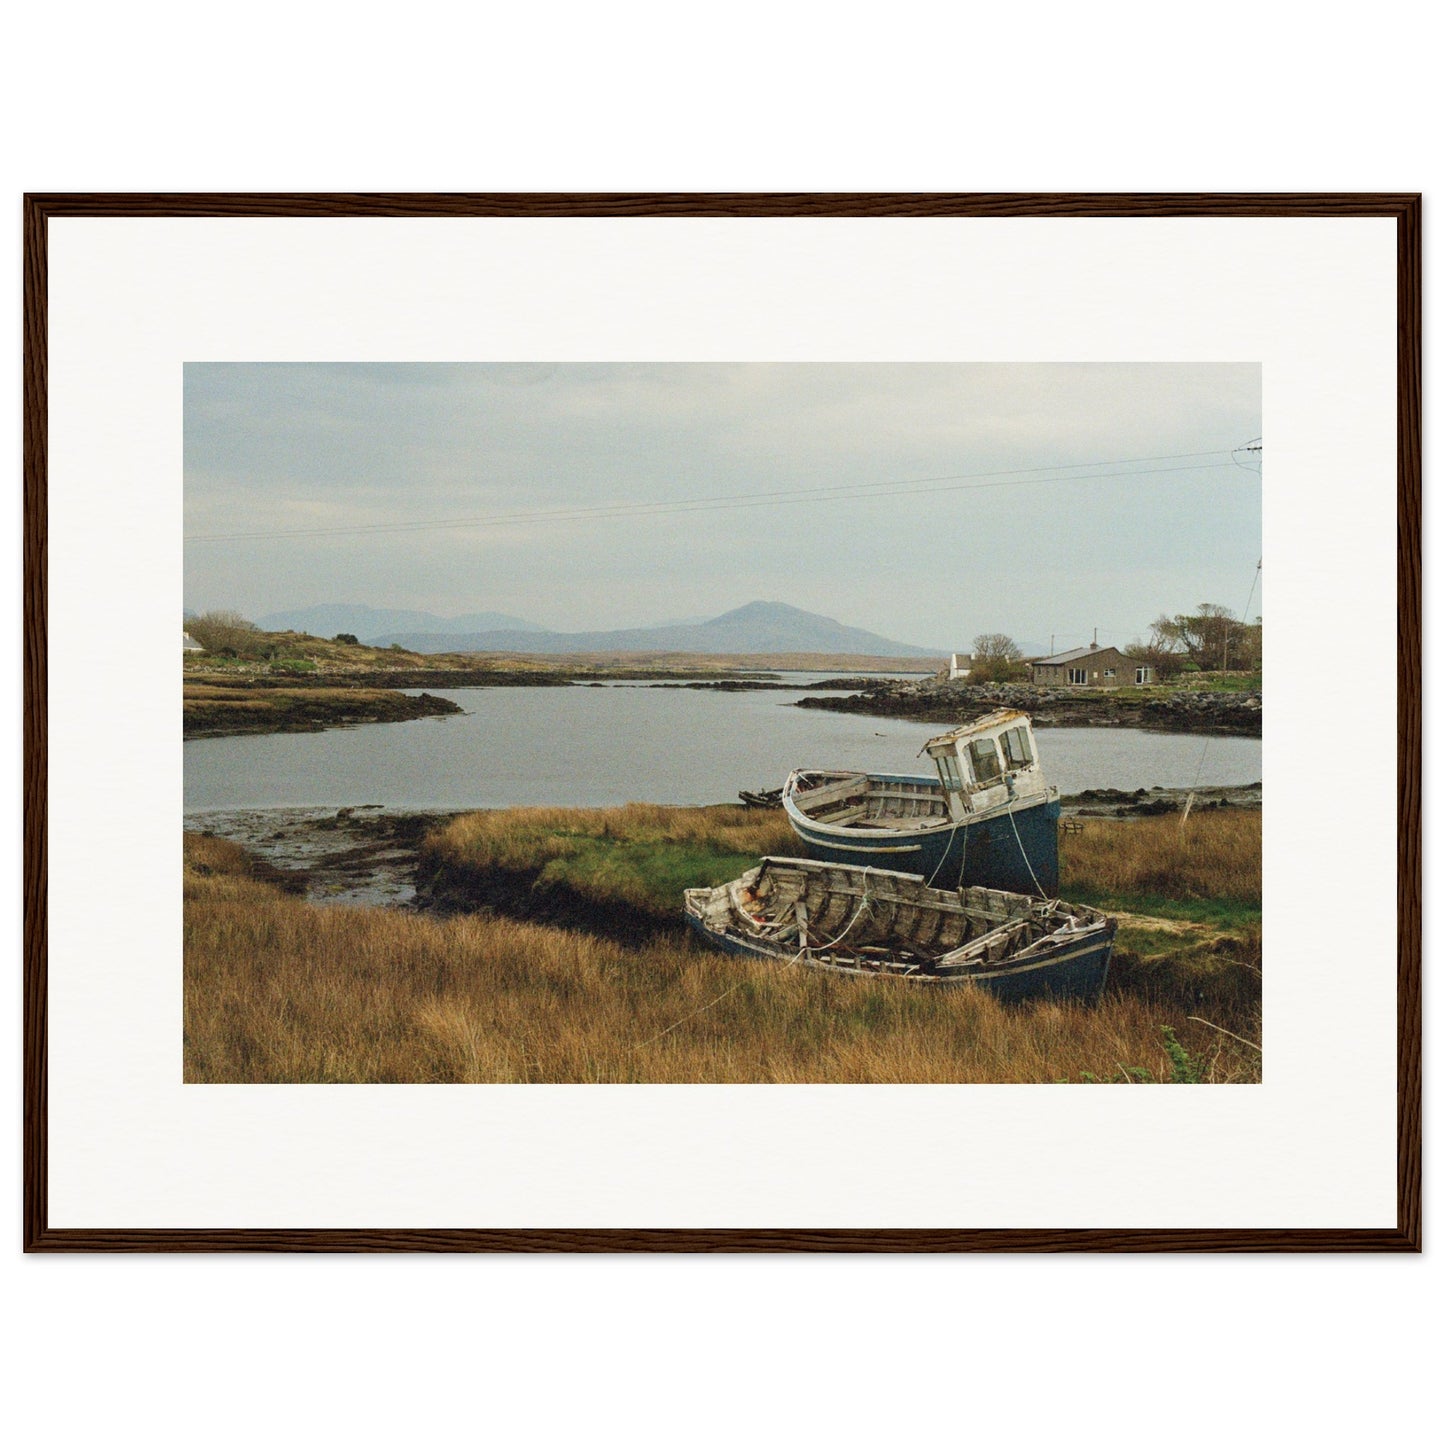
xmin=23 ymin=193 xmax=1420 ymax=1251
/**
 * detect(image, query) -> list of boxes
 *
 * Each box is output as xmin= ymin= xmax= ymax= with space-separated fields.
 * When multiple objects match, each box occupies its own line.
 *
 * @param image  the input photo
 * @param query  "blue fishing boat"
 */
xmin=781 ymin=709 xmax=1060 ymax=895
xmin=684 ymin=857 xmax=1114 ymax=1003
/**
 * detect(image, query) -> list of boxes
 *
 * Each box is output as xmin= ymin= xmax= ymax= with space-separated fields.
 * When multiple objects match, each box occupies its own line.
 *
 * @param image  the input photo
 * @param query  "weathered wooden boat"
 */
xmin=738 ymin=786 xmax=784 ymax=809
xmin=781 ymin=709 xmax=1061 ymax=895
xmin=684 ymin=857 xmax=1115 ymax=1003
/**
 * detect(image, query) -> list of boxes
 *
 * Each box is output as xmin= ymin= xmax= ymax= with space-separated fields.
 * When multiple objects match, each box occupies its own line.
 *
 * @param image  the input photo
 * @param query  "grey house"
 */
xmin=1031 ymin=642 xmax=1152 ymax=688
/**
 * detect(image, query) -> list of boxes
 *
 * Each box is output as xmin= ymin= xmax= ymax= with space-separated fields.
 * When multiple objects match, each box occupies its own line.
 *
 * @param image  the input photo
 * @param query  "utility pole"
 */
xmin=1223 ymin=440 xmax=1263 ymax=674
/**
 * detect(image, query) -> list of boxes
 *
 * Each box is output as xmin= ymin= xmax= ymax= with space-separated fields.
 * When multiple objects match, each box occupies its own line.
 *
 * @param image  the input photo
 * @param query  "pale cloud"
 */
xmin=184 ymin=363 xmax=1261 ymax=652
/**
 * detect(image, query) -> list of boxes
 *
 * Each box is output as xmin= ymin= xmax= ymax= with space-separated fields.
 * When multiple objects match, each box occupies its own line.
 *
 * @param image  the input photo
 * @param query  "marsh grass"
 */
xmin=423 ymin=804 xmax=797 ymax=918
xmin=185 ymin=813 xmax=1262 ymax=1085
xmin=1061 ymin=811 xmax=1260 ymax=916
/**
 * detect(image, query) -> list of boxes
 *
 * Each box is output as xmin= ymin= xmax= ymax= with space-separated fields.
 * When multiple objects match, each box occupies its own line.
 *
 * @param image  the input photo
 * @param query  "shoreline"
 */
xmin=182 ymin=658 xmax=916 ymax=739
xmin=795 ymin=678 xmax=1262 ymax=737
xmin=184 ymin=684 xmax=462 ymax=739
xmin=186 ymin=783 xmax=1262 ymax=913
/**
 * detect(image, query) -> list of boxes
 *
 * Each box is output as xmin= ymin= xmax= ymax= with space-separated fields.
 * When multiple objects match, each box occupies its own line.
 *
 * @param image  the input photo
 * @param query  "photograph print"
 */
xmin=183 ymin=361 xmax=1262 ymax=1085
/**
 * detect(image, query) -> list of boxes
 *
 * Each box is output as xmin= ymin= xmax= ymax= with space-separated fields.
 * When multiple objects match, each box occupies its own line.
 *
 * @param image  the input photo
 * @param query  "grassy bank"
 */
xmin=797 ymin=680 xmax=1262 ymax=737
xmin=184 ymin=680 xmax=461 ymax=737
xmin=185 ymin=809 xmax=1261 ymax=1085
xmin=422 ymin=802 xmax=1261 ymax=930
xmin=420 ymin=803 xmax=796 ymax=924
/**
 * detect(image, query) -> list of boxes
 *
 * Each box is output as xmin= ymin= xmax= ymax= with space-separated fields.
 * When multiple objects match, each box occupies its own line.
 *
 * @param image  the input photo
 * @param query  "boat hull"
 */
xmin=684 ymin=886 xmax=1111 ymax=1004
xmin=782 ymin=772 xmax=1061 ymax=896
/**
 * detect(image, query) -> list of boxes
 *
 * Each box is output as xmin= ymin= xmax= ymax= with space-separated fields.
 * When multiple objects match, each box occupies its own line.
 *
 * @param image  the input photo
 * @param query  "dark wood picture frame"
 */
xmin=22 ymin=192 xmax=1421 ymax=1253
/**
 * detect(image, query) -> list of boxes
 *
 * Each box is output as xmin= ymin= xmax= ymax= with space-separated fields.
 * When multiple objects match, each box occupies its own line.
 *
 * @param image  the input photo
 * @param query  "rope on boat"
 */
xmin=1006 ymin=804 xmax=1048 ymax=899
xmin=629 ymin=871 xmax=876 ymax=1054
xmin=925 ymin=817 xmax=966 ymax=889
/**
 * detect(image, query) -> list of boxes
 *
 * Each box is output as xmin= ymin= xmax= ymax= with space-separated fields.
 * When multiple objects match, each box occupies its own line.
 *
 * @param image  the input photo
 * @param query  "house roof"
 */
xmin=1033 ymin=644 xmax=1132 ymax=666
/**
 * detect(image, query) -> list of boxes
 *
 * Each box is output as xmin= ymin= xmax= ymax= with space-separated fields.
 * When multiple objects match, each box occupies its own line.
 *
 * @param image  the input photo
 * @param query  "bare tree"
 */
xmin=972 ymin=633 xmax=1022 ymax=663
xmin=970 ymin=633 xmax=1026 ymax=683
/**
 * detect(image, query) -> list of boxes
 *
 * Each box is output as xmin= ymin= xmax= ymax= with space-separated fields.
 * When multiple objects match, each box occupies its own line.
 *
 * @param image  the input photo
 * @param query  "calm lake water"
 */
xmin=184 ymin=682 xmax=1262 ymax=814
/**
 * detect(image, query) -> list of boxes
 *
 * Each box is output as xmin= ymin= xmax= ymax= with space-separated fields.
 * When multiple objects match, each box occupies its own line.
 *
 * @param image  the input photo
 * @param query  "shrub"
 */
xmin=1160 ymin=1025 xmax=1201 ymax=1083
xmin=188 ymin=610 xmax=263 ymax=656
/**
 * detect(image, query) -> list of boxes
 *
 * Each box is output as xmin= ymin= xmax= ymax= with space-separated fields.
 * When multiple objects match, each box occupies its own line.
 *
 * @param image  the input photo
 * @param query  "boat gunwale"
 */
xmin=781 ymin=766 xmax=1057 ymax=840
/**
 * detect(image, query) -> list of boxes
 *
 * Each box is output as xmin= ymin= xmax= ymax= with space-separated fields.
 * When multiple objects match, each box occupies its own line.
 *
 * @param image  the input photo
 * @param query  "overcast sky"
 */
xmin=184 ymin=363 xmax=1261 ymax=653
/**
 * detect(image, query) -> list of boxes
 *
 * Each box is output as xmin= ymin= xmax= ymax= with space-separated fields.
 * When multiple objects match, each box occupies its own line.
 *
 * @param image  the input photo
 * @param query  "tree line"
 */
xmin=962 ymin=604 xmax=1262 ymax=683
xmin=1130 ymin=604 xmax=1262 ymax=678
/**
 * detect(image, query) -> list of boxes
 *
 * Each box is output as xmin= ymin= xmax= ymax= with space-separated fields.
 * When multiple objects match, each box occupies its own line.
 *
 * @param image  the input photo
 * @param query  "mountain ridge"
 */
xmin=255 ymin=603 xmax=546 ymax=639
xmin=377 ymin=600 xmax=940 ymax=657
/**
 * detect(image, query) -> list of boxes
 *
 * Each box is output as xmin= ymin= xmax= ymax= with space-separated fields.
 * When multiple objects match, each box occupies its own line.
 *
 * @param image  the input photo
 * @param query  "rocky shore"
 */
xmin=1059 ymin=783 xmax=1261 ymax=818
xmin=185 ymin=806 xmax=465 ymax=905
xmin=183 ymin=680 xmax=463 ymax=738
xmin=796 ymin=677 xmax=1262 ymax=737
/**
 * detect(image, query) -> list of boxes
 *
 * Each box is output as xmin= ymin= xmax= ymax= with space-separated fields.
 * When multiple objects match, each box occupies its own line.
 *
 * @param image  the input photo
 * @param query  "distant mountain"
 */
xmin=378 ymin=601 xmax=940 ymax=657
xmin=255 ymin=603 xmax=545 ymax=641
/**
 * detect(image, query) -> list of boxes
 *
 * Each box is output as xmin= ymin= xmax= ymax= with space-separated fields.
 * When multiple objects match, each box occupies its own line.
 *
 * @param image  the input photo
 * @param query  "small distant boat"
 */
xmin=738 ymin=787 xmax=784 ymax=809
xmin=782 ymin=709 xmax=1061 ymax=895
xmin=684 ymin=857 xmax=1115 ymax=1003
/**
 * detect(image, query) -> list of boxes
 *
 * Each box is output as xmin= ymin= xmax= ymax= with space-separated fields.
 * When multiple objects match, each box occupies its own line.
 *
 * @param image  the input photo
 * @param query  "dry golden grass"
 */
xmin=432 ymin=803 xmax=795 ymax=868
xmin=185 ymin=829 xmax=1260 ymax=1085
xmin=1062 ymin=810 xmax=1261 ymax=911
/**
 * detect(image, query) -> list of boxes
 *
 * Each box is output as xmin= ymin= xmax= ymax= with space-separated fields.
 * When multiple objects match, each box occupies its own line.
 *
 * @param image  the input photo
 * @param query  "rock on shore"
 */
xmin=796 ymin=677 xmax=1261 ymax=737
xmin=183 ymin=682 xmax=463 ymax=738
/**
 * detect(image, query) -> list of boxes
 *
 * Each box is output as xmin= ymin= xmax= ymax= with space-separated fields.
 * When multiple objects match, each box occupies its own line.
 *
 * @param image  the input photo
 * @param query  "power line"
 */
xmin=187 ymin=448 xmax=1242 ymax=545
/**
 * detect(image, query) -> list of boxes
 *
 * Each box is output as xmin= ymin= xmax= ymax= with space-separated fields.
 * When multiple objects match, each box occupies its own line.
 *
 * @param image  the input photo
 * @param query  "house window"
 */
xmin=1001 ymin=726 xmax=1033 ymax=768
xmin=968 ymin=739 xmax=1002 ymax=785
xmin=1103 ymin=668 xmax=1115 ymax=680
xmin=1068 ymin=667 xmax=1088 ymax=684
xmin=1135 ymin=666 xmax=1151 ymax=684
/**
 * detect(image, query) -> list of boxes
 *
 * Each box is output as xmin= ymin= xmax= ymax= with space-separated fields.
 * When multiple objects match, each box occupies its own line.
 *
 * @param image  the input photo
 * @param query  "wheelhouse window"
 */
xmin=1000 ymin=725 xmax=1033 ymax=769
xmin=968 ymin=738 xmax=1002 ymax=785
xmin=934 ymin=750 xmax=964 ymax=791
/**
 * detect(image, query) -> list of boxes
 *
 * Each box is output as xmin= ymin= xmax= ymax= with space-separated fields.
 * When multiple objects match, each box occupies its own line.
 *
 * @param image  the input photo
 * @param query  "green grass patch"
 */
xmin=538 ymin=839 xmax=771 ymax=916
xmin=1065 ymin=886 xmax=1261 ymax=931
xmin=425 ymin=803 xmax=798 ymax=920
xmin=1197 ymin=673 xmax=1262 ymax=693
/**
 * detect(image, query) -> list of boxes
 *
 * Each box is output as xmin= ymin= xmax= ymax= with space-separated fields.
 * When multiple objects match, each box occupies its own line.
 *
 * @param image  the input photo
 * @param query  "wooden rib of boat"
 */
xmin=781 ymin=708 xmax=1060 ymax=895
xmin=684 ymin=857 xmax=1115 ymax=1004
